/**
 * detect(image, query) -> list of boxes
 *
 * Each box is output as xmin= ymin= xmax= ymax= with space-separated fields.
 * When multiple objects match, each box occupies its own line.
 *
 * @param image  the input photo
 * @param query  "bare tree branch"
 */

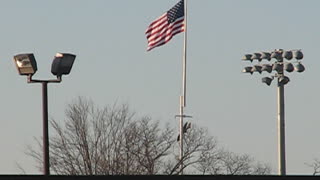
xmin=26 ymin=96 xmax=272 ymax=175
xmin=306 ymin=159 xmax=320 ymax=176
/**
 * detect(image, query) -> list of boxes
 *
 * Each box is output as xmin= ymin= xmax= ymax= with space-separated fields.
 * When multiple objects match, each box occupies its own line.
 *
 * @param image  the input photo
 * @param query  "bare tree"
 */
xmin=306 ymin=159 xmax=320 ymax=176
xmin=218 ymin=150 xmax=271 ymax=175
xmin=163 ymin=124 xmax=220 ymax=175
xmin=192 ymin=148 xmax=271 ymax=175
xmin=27 ymin=96 xmax=272 ymax=175
xmin=27 ymin=97 xmax=175 ymax=175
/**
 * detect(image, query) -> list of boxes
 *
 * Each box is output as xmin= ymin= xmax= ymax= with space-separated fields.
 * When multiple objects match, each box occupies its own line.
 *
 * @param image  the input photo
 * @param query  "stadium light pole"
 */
xmin=13 ymin=53 xmax=76 ymax=176
xmin=241 ymin=49 xmax=305 ymax=176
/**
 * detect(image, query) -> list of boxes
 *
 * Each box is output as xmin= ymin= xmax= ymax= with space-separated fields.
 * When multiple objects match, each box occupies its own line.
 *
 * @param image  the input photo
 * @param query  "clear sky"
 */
xmin=0 ymin=0 xmax=319 ymax=175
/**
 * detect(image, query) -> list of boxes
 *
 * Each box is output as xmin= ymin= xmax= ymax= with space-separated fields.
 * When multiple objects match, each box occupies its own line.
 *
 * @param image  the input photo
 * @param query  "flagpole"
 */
xmin=179 ymin=0 xmax=187 ymax=175
xmin=182 ymin=0 xmax=187 ymax=108
xmin=179 ymin=96 xmax=184 ymax=175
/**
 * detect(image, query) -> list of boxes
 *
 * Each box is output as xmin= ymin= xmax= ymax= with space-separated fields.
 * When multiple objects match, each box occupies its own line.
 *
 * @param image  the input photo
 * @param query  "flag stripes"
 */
xmin=145 ymin=0 xmax=185 ymax=51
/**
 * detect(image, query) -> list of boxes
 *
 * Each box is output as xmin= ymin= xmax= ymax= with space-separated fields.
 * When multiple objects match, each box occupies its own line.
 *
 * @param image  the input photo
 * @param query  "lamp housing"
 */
xmin=251 ymin=65 xmax=262 ymax=74
xmin=260 ymin=52 xmax=271 ymax=61
xmin=262 ymin=77 xmax=273 ymax=86
xmin=284 ymin=63 xmax=294 ymax=73
xmin=242 ymin=66 xmax=253 ymax=74
xmin=51 ymin=53 xmax=76 ymax=77
xmin=283 ymin=51 xmax=293 ymax=60
xmin=279 ymin=76 xmax=290 ymax=86
xmin=271 ymin=51 xmax=283 ymax=61
xmin=261 ymin=64 xmax=272 ymax=73
xmin=272 ymin=63 xmax=283 ymax=73
xmin=242 ymin=54 xmax=252 ymax=61
xmin=295 ymin=62 xmax=305 ymax=73
xmin=251 ymin=53 xmax=262 ymax=61
xmin=293 ymin=50 xmax=303 ymax=60
xmin=13 ymin=53 xmax=38 ymax=76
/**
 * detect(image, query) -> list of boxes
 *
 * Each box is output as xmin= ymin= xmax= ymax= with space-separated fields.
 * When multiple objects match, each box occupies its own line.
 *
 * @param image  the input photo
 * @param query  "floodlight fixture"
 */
xmin=295 ymin=62 xmax=305 ymax=73
xmin=279 ymin=76 xmax=290 ymax=85
xmin=13 ymin=53 xmax=38 ymax=76
xmin=272 ymin=63 xmax=283 ymax=73
xmin=271 ymin=51 xmax=283 ymax=61
xmin=284 ymin=63 xmax=294 ymax=73
xmin=251 ymin=65 xmax=262 ymax=74
xmin=260 ymin=52 xmax=271 ymax=61
xmin=261 ymin=64 xmax=273 ymax=73
xmin=262 ymin=77 xmax=273 ymax=86
xmin=242 ymin=54 xmax=253 ymax=61
xmin=283 ymin=51 xmax=293 ymax=60
xmin=251 ymin=53 xmax=262 ymax=61
xmin=51 ymin=53 xmax=76 ymax=77
xmin=293 ymin=50 xmax=303 ymax=60
xmin=12 ymin=52 xmax=76 ymax=176
xmin=242 ymin=66 xmax=253 ymax=74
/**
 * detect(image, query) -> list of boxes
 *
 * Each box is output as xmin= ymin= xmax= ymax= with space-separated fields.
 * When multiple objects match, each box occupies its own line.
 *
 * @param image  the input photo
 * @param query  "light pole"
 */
xmin=241 ymin=49 xmax=305 ymax=176
xmin=13 ymin=53 xmax=76 ymax=175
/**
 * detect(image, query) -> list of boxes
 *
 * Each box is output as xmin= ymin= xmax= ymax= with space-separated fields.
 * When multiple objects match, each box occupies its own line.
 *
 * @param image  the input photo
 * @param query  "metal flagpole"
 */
xmin=179 ymin=96 xmax=184 ymax=175
xmin=179 ymin=0 xmax=187 ymax=175
xmin=182 ymin=0 xmax=187 ymax=107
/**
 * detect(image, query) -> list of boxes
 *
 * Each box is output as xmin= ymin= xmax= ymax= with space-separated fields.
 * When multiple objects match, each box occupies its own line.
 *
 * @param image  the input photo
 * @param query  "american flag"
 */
xmin=145 ymin=0 xmax=185 ymax=51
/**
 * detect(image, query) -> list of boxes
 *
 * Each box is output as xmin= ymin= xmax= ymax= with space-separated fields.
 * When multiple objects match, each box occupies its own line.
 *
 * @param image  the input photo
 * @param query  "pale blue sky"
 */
xmin=0 ymin=0 xmax=319 ymax=175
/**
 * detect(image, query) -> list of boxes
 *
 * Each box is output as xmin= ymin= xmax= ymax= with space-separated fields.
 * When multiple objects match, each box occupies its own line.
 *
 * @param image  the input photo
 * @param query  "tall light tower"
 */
xmin=241 ymin=49 xmax=305 ymax=176
xmin=13 ymin=53 xmax=76 ymax=175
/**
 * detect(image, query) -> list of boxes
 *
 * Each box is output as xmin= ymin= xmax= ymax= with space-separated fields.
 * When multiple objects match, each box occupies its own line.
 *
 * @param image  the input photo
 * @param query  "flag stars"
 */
xmin=167 ymin=0 xmax=184 ymax=24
